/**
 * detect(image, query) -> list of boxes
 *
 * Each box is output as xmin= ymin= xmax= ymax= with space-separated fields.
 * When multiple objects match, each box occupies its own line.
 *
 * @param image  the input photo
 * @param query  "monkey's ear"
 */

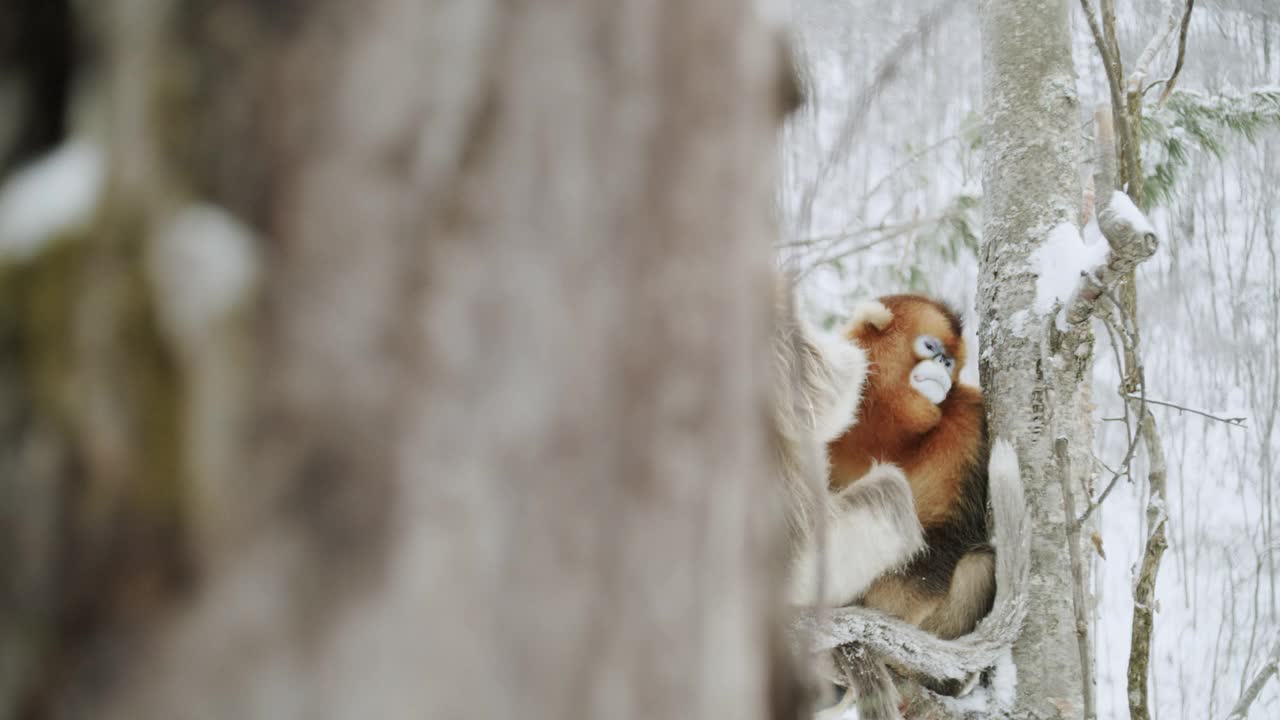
xmin=848 ymin=300 xmax=893 ymax=333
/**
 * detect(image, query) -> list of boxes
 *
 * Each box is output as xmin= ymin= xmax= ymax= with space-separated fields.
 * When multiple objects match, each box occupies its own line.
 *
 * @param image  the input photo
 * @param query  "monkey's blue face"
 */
xmin=910 ymin=335 xmax=955 ymax=404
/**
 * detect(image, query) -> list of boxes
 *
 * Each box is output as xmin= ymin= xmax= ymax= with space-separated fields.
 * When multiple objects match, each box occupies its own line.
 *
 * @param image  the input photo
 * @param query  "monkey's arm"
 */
xmin=788 ymin=464 xmax=924 ymax=607
xmin=800 ymin=316 xmax=870 ymax=443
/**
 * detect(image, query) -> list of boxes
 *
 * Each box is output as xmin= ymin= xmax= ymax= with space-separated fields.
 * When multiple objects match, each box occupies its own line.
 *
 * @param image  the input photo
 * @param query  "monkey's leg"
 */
xmin=915 ymin=548 xmax=996 ymax=696
xmin=919 ymin=548 xmax=995 ymax=640
xmin=834 ymin=644 xmax=901 ymax=720
xmin=788 ymin=464 xmax=924 ymax=607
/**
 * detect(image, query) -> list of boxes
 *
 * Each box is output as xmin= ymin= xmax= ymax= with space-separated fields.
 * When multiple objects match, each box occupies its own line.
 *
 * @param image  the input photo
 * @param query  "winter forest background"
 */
xmin=781 ymin=1 xmax=1279 ymax=718
xmin=0 ymin=1 xmax=1278 ymax=719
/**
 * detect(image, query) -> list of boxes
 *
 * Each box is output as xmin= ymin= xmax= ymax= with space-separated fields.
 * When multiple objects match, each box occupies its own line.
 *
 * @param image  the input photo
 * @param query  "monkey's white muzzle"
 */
xmin=909 ymin=360 xmax=952 ymax=404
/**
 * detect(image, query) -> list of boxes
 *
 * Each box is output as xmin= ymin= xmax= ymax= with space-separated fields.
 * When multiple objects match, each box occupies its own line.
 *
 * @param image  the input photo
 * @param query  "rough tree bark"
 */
xmin=978 ymin=0 xmax=1090 ymax=717
xmin=0 ymin=2 xmax=802 ymax=719
xmin=979 ymin=3 xmax=1162 ymax=717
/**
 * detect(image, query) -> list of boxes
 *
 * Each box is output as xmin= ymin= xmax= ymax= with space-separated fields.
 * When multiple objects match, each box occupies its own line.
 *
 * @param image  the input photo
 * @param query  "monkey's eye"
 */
xmin=942 ymin=356 xmax=956 ymax=371
xmin=914 ymin=335 xmax=943 ymax=359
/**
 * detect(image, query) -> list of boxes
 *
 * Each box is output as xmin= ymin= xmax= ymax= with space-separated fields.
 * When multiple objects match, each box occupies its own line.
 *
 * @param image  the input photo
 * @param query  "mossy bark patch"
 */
xmin=0 ymin=211 xmax=194 ymax=713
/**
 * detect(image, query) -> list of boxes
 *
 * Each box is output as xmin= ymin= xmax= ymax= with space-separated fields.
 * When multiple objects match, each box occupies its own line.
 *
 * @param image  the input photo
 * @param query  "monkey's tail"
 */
xmin=986 ymin=438 xmax=1027 ymax=606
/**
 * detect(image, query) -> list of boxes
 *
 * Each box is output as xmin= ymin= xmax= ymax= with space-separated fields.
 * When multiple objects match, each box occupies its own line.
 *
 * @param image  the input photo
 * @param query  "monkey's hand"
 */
xmin=848 ymin=300 xmax=894 ymax=333
xmin=788 ymin=464 xmax=924 ymax=608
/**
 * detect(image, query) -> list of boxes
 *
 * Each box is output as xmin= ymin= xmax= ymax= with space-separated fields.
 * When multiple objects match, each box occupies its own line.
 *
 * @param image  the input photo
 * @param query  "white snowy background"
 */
xmin=780 ymin=1 xmax=1280 ymax=718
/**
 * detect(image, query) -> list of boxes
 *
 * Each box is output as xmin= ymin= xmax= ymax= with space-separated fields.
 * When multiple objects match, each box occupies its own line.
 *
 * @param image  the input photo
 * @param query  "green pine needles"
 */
xmin=1142 ymin=87 xmax=1280 ymax=207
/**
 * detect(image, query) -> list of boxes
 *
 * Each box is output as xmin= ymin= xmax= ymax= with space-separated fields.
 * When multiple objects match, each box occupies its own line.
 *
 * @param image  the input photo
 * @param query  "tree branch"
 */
xmin=1226 ymin=634 xmax=1280 ymax=720
xmin=1061 ymin=98 xmax=1167 ymax=720
xmin=1121 ymin=393 xmax=1247 ymax=427
xmin=1157 ymin=0 xmax=1195 ymax=107
xmin=1079 ymin=1 xmax=1125 ymax=123
xmin=1075 ymin=312 xmax=1146 ymax=528
xmin=1081 ymin=0 xmax=1144 ymax=199
xmin=1056 ymin=438 xmax=1097 ymax=720
xmin=1126 ymin=408 xmax=1169 ymax=720
xmin=1127 ymin=0 xmax=1184 ymax=93
xmin=1062 ymin=108 xmax=1159 ymax=329
xmin=793 ymin=0 xmax=962 ymax=238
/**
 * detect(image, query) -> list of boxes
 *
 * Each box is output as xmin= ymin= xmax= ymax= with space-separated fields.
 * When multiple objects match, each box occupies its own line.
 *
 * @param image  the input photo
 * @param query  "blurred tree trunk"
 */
xmin=0 ymin=2 xmax=800 ymax=719
xmin=978 ymin=0 xmax=1089 ymax=717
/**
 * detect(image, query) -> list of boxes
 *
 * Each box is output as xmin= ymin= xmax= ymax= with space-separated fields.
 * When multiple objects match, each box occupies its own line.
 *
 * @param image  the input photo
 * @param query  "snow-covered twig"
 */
xmin=1062 ymin=108 xmax=1159 ymax=329
xmin=1225 ymin=634 xmax=1280 ymax=720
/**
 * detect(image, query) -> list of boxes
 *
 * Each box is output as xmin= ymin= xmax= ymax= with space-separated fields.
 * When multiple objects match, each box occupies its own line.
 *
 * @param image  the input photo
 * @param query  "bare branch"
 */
xmin=1056 ymin=438 xmax=1097 ymax=720
xmin=1079 ymin=470 xmax=1125 ymax=527
xmin=1226 ymin=634 xmax=1280 ymax=720
xmin=1126 ymin=407 xmax=1170 ymax=720
xmin=785 ymin=209 xmax=971 ymax=278
xmin=779 ymin=215 xmax=938 ymax=251
xmin=1079 ymin=0 xmax=1125 ymax=119
xmin=1157 ymin=0 xmax=1196 ymax=107
xmin=1122 ymin=394 xmax=1248 ymax=427
xmin=1128 ymin=0 xmax=1184 ymax=92
xmin=1081 ymin=0 xmax=1144 ymax=200
xmin=1100 ymin=0 xmax=1121 ymax=64
xmin=1076 ymin=312 xmax=1146 ymax=527
xmin=794 ymin=0 xmax=962 ymax=237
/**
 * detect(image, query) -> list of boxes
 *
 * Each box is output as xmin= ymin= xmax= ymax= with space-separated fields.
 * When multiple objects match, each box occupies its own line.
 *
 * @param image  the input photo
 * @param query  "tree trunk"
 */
xmin=0 ymin=2 xmax=800 ymax=718
xmin=978 ymin=0 xmax=1089 ymax=717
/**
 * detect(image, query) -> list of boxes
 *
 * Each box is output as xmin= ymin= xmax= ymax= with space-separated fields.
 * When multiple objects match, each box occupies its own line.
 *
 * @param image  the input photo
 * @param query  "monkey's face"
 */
xmin=909 ymin=333 xmax=956 ymax=404
xmin=899 ymin=300 xmax=964 ymax=407
xmin=852 ymin=295 xmax=965 ymax=412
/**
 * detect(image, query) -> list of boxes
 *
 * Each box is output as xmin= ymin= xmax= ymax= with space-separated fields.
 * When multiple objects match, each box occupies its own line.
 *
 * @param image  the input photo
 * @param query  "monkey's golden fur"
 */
xmin=829 ymin=295 xmax=995 ymax=642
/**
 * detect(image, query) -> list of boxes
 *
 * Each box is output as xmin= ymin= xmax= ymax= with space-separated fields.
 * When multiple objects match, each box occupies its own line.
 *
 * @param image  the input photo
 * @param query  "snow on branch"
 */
xmin=1061 ymin=107 xmax=1159 ymax=329
xmin=793 ymin=440 xmax=1030 ymax=685
xmin=0 ymin=141 xmax=104 ymax=260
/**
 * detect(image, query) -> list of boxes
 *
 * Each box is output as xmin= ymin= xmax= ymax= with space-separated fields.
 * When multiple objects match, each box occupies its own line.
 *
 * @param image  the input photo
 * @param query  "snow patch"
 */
xmin=1031 ymin=222 xmax=1108 ymax=315
xmin=0 ymin=141 xmax=104 ymax=260
xmin=933 ymin=647 xmax=1016 ymax=715
xmin=148 ymin=204 xmax=259 ymax=347
xmin=991 ymin=647 xmax=1017 ymax=707
xmin=1009 ymin=309 xmax=1030 ymax=338
xmin=1105 ymin=191 xmax=1156 ymax=237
